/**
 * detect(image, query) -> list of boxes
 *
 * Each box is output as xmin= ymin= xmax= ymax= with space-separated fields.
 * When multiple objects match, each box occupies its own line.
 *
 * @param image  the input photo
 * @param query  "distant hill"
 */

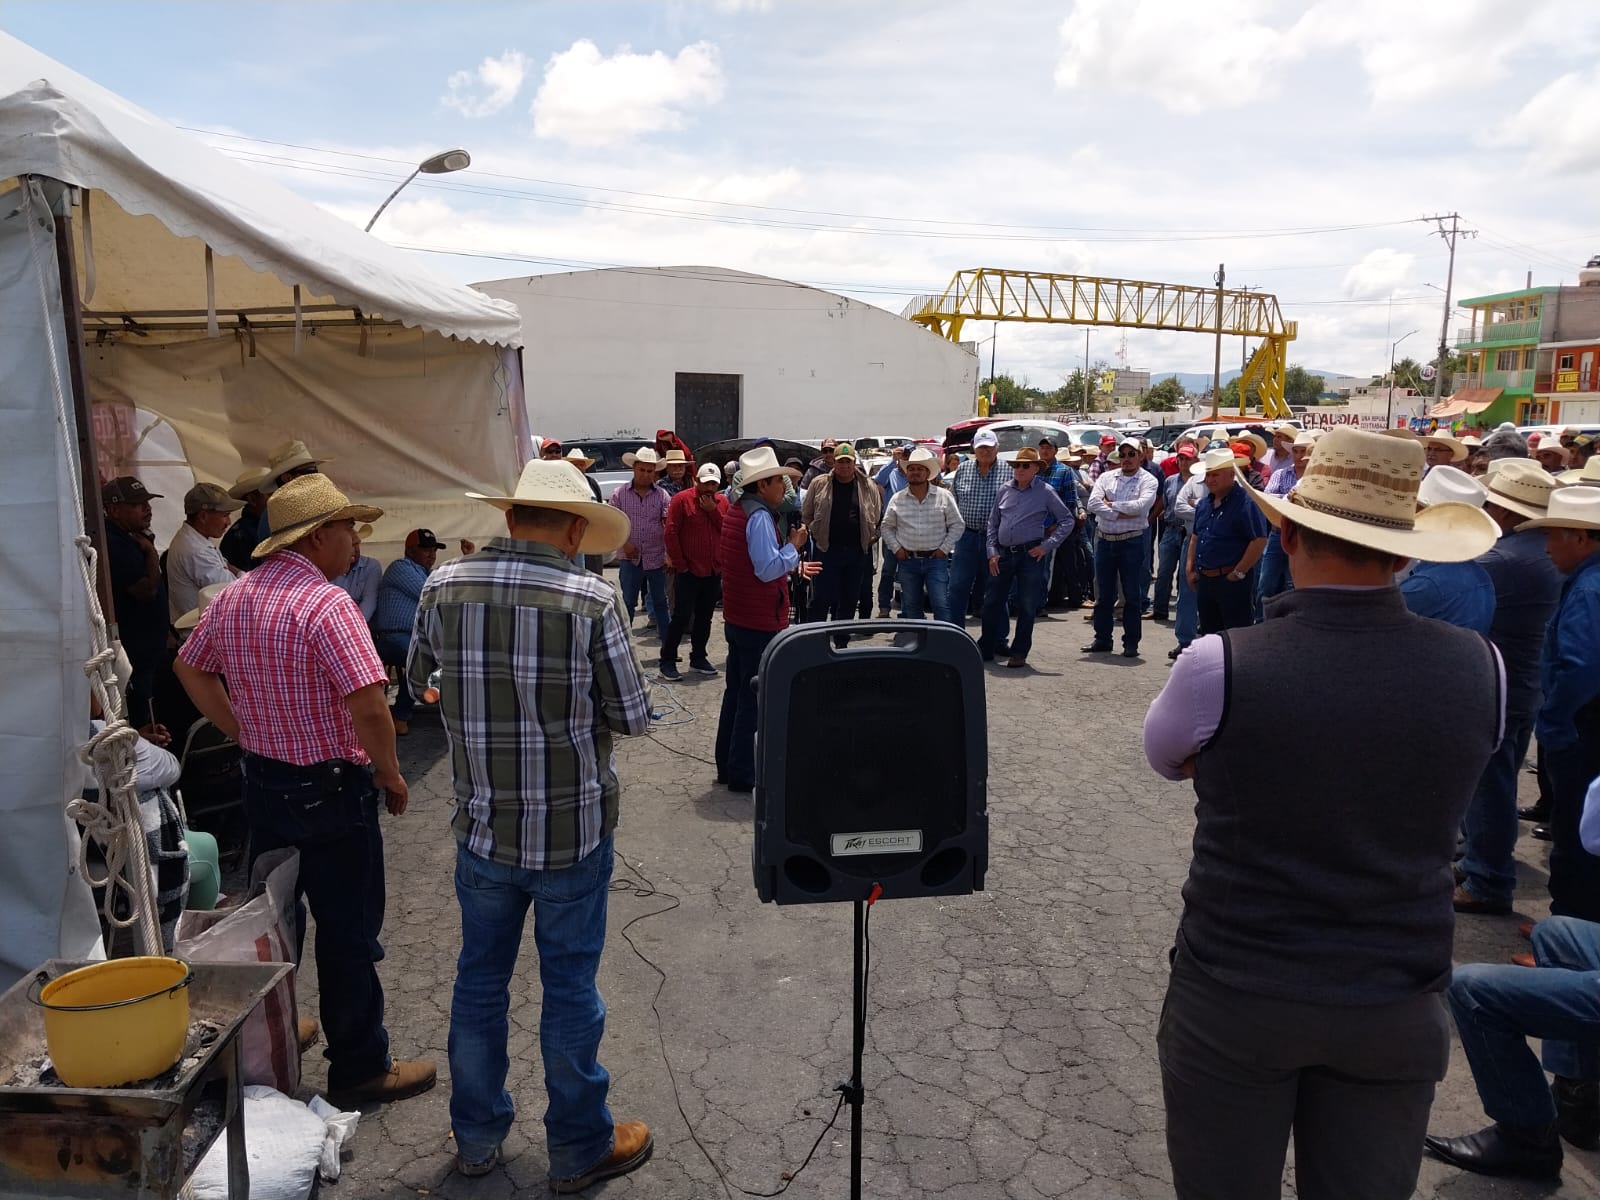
xmin=1150 ymin=368 xmax=1355 ymax=392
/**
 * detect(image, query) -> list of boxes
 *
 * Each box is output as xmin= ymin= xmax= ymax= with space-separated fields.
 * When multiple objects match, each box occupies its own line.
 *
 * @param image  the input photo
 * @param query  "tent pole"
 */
xmin=40 ymin=179 xmax=115 ymax=622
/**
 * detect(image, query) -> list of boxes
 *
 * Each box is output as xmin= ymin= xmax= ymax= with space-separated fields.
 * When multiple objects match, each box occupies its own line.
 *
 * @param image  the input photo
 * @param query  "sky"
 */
xmin=4 ymin=0 xmax=1599 ymax=388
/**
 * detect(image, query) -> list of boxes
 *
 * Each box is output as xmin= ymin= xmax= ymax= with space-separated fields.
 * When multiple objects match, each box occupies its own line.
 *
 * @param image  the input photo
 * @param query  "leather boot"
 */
xmin=1423 ymin=1122 xmax=1562 ymax=1178
xmin=1554 ymin=1076 xmax=1600 ymax=1150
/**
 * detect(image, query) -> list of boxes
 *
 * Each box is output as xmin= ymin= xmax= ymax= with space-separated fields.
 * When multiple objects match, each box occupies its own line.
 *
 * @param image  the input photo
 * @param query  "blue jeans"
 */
xmin=1447 ymin=916 xmax=1600 ymax=1128
xmin=981 ymin=546 xmax=1048 ymax=660
xmin=715 ymin=623 xmax=777 ymax=788
xmin=1141 ymin=527 xmax=1155 ymax=608
xmin=895 ymin=555 xmax=952 ymax=623
xmin=1092 ymin=536 xmax=1146 ymax=650
xmin=243 ymin=754 xmax=390 ymax=1091
xmin=877 ymin=551 xmax=899 ymax=611
xmin=948 ymin=528 xmax=989 ymax=625
xmin=1174 ymin=545 xmax=1198 ymax=648
xmin=617 ymin=560 xmax=669 ymax=629
xmin=449 ymin=837 xmax=616 ymax=1178
xmin=1255 ymin=532 xmax=1292 ymax=622
xmin=1459 ymin=714 xmax=1534 ymax=908
xmin=1152 ymin=524 xmax=1184 ymax=618
xmin=375 ymin=630 xmax=417 ymax=721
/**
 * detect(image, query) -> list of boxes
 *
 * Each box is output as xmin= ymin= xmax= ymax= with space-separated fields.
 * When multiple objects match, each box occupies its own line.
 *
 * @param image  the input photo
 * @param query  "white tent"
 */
xmin=0 ymin=31 xmax=528 ymax=987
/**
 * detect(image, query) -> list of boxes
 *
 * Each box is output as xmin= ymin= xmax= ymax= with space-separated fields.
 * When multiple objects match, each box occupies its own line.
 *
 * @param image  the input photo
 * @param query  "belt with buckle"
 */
xmin=1001 ymin=540 xmax=1043 ymax=553
xmin=1198 ymin=567 xmax=1236 ymax=578
xmin=1098 ymin=529 xmax=1143 ymax=542
xmin=904 ymin=549 xmax=941 ymax=558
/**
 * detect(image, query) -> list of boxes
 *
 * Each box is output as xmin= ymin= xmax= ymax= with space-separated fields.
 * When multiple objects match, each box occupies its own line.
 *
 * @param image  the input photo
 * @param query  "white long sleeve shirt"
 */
xmin=1087 ymin=467 xmax=1158 ymax=535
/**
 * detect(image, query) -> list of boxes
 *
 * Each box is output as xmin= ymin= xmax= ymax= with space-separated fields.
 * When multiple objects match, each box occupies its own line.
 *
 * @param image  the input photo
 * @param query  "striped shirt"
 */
xmin=608 ymin=482 xmax=671 ymax=570
xmin=950 ymin=458 xmax=1004 ymax=532
xmin=881 ymin=485 xmax=965 ymax=555
xmin=179 ymin=551 xmax=386 ymax=766
xmin=407 ymin=537 xmax=653 ymax=871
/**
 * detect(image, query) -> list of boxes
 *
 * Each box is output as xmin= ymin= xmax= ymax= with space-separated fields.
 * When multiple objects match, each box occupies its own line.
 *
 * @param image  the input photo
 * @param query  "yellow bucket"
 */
xmin=29 ymin=957 xmax=193 ymax=1088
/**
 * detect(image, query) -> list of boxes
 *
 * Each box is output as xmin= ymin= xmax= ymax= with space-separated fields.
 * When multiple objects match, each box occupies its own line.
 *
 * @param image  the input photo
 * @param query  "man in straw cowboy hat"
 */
xmin=266 ymin=437 xmax=330 ymax=489
xmin=1143 ymin=425 xmax=1504 ymax=1199
xmin=1452 ymin=461 xmax=1564 ymax=919
xmin=609 ymin=446 xmax=672 ymax=633
xmin=174 ymin=474 xmax=433 ymax=1106
xmin=1184 ymin=444 xmax=1269 ymax=637
xmin=881 ymin=445 xmax=964 ymax=624
xmin=1422 ymin=429 xmax=1470 ymax=472
xmin=983 ymin=446 xmax=1075 ymax=668
xmin=220 ymin=466 xmax=276 ymax=571
xmin=1084 ymin=437 xmax=1159 ymax=658
xmin=715 ymin=446 xmax=821 ymax=793
xmin=409 ymin=458 xmax=654 ymax=1188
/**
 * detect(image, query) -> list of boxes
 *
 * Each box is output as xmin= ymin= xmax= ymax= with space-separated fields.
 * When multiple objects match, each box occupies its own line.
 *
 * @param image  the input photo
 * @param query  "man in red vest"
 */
xmin=714 ymin=447 xmax=821 ymax=794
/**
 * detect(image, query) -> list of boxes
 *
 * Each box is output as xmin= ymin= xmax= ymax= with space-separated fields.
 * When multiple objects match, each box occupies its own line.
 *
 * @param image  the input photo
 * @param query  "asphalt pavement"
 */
xmin=297 ymin=606 xmax=1598 ymax=1198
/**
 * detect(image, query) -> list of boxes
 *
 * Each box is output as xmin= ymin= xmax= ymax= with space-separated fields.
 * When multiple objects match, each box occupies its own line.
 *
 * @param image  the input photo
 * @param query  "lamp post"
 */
xmin=364 ymin=148 xmax=472 ymax=232
xmin=1386 ymin=329 xmax=1419 ymax=430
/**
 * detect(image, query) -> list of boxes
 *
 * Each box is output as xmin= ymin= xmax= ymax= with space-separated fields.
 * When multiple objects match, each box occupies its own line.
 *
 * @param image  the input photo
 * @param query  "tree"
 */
xmin=1284 ymin=365 xmax=1327 ymax=408
xmin=1144 ymin=376 xmax=1185 ymax=412
xmin=980 ymin=373 xmax=1051 ymax=414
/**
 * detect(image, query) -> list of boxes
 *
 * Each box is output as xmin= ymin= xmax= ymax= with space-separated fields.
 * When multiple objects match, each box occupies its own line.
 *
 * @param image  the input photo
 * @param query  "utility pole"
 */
xmin=1210 ymin=263 xmax=1225 ymax=420
xmin=1083 ymin=328 xmax=1091 ymax=420
xmin=1429 ymin=214 xmax=1475 ymax=405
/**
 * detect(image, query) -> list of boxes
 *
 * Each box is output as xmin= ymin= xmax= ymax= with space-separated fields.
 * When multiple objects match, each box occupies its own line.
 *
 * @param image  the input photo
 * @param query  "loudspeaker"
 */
xmin=752 ymin=620 xmax=988 ymax=904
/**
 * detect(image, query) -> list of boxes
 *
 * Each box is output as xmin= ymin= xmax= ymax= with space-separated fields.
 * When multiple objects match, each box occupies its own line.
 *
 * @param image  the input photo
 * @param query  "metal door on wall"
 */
xmin=675 ymin=373 xmax=741 ymax=451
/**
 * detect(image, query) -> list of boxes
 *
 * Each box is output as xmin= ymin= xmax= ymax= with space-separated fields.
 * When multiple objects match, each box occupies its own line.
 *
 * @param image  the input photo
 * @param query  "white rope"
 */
xmin=21 ymin=178 xmax=162 ymax=957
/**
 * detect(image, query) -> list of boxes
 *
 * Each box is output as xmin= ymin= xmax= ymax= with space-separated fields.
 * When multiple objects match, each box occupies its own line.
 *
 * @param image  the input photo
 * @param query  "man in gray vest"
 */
xmin=1143 ymin=426 xmax=1504 ymax=1199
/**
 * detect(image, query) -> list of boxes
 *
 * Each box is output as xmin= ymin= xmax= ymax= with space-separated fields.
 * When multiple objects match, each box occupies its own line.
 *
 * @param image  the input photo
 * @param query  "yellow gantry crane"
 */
xmin=909 ymin=269 xmax=1298 ymax=419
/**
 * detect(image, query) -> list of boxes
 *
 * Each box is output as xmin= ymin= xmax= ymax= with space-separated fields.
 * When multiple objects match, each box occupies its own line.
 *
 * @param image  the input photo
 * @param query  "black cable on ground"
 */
xmin=610 ymin=857 xmax=850 ymax=1197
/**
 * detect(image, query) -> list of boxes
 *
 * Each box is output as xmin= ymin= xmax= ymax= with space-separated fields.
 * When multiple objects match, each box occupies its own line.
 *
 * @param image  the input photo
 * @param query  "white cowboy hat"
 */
xmin=1484 ymin=459 xmax=1561 ymax=521
xmin=737 ymin=445 xmax=801 ymax=488
xmin=1291 ymin=431 xmax=1317 ymax=448
xmin=252 ymin=475 xmax=382 ymax=559
xmin=1238 ymin=426 xmax=1497 ymax=562
xmin=621 ymin=446 xmax=664 ymax=468
xmin=1190 ymin=445 xmax=1243 ymax=478
xmin=265 ymin=438 xmax=331 ymax=480
xmin=466 ymin=459 xmax=631 ymax=553
xmin=174 ymin=581 xmax=230 ymax=631
xmin=1417 ymin=464 xmax=1486 ymax=509
xmin=905 ymin=446 xmax=941 ymax=470
xmin=227 ymin=466 xmax=277 ymax=500
xmin=1520 ymin=487 xmax=1600 ymax=532
xmin=564 ymin=447 xmax=597 ymax=470
xmin=1559 ymin=458 xmax=1600 ymax=486
xmin=1420 ymin=431 xmax=1469 ymax=462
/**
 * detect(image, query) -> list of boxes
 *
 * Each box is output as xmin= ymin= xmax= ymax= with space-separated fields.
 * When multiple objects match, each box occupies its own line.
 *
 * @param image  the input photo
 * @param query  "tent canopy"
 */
xmin=1429 ymin=388 xmax=1502 ymax=418
xmin=0 ymin=31 xmax=521 ymax=346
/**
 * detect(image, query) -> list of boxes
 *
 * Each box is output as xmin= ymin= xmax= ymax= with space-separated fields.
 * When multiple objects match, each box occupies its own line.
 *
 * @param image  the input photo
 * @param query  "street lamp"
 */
xmin=364 ymin=148 xmax=472 ymax=232
xmin=1386 ymin=329 xmax=1419 ymax=429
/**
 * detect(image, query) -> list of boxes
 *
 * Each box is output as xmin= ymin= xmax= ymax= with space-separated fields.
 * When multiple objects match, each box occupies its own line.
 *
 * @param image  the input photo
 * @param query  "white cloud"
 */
xmin=1342 ymin=249 xmax=1416 ymax=299
xmin=1054 ymin=0 xmax=1600 ymax=114
xmin=706 ymin=0 xmax=772 ymax=10
xmin=532 ymin=40 xmax=726 ymax=146
xmin=1490 ymin=67 xmax=1600 ymax=176
xmin=442 ymin=50 xmax=530 ymax=118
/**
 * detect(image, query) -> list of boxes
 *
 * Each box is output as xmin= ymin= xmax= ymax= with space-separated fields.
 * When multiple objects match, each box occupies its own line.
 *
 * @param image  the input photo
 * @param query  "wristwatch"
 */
xmin=1227 ymin=570 xmax=1244 ymax=581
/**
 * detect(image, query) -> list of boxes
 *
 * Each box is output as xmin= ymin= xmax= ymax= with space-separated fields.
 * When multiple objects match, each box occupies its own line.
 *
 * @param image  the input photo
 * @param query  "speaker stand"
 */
xmin=836 ymin=891 xmax=877 ymax=1199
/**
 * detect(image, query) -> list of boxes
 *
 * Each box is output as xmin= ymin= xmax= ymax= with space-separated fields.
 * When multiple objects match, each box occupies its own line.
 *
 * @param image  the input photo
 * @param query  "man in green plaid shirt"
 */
xmin=407 ymin=459 xmax=655 ymax=1192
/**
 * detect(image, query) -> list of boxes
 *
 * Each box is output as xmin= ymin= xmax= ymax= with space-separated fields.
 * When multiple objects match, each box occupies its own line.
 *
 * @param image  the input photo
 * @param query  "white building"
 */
xmin=474 ymin=266 xmax=978 ymax=447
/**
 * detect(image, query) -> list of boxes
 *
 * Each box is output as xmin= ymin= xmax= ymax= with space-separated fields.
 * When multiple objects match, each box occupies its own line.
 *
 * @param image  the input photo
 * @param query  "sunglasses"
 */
xmin=1118 ymin=450 xmax=1141 ymax=458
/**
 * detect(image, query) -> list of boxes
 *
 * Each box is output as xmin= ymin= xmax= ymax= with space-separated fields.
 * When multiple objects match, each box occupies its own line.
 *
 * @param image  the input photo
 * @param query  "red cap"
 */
xmin=1099 ymin=434 xmax=1117 ymax=446
xmin=1176 ymin=444 xmax=1197 ymax=458
xmin=1230 ymin=440 xmax=1255 ymax=459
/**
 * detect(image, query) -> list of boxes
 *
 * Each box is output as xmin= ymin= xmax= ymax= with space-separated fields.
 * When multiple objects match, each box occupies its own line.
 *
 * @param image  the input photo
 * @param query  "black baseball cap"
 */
xmin=102 ymin=476 xmax=162 ymax=505
xmin=406 ymin=528 xmax=443 ymax=550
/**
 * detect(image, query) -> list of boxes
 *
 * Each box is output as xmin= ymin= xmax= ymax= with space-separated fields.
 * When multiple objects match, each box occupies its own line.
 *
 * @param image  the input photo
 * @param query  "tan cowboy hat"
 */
xmin=1521 ymin=487 xmax=1600 ymax=532
xmin=1420 ymin=431 xmax=1469 ymax=462
xmin=621 ymin=446 xmax=664 ymax=468
xmin=660 ymin=448 xmax=689 ymax=466
xmin=266 ymin=438 xmax=331 ymax=480
xmin=252 ymin=475 xmax=382 ymax=559
xmin=1379 ymin=426 xmax=1418 ymax=441
xmin=1190 ymin=445 xmax=1240 ymax=478
xmin=1237 ymin=432 xmax=1269 ymax=460
xmin=1459 ymin=434 xmax=1483 ymax=449
xmin=1238 ymin=426 xmax=1497 ymax=562
xmin=174 ymin=581 xmax=230 ymax=631
xmin=564 ymin=447 xmax=597 ymax=470
xmin=736 ymin=445 xmax=800 ymax=488
xmin=905 ymin=446 xmax=941 ymax=470
xmin=1485 ymin=459 xmax=1561 ymax=521
xmin=1011 ymin=446 xmax=1042 ymax=465
xmin=227 ymin=466 xmax=276 ymax=500
xmin=356 ymin=523 xmax=374 ymax=539
xmin=1270 ymin=423 xmax=1298 ymax=443
xmin=1291 ymin=431 xmax=1317 ymax=448
xmin=466 ymin=459 xmax=630 ymax=554
xmin=1558 ymin=457 xmax=1600 ymax=486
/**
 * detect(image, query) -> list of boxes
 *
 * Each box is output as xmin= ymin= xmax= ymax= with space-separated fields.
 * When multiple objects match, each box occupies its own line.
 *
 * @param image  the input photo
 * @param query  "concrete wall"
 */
xmin=473 ymin=266 xmax=978 ymax=443
xmin=1550 ymin=287 xmax=1600 ymax=343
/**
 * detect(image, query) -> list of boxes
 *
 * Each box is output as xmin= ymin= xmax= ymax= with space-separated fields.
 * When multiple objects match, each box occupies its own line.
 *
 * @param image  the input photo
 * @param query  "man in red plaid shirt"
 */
xmin=176 ymin=474 xmax=435 ymax=1105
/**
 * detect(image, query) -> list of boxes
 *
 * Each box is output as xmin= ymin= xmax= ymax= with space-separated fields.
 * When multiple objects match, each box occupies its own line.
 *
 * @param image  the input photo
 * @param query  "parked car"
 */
xmin=548 ymin=436 xmax=642 ymax=500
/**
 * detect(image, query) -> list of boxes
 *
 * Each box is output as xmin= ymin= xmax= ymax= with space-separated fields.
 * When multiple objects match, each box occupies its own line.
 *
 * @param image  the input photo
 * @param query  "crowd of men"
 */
xmin=91 ymin=415 xmax=1600 ymax=1196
